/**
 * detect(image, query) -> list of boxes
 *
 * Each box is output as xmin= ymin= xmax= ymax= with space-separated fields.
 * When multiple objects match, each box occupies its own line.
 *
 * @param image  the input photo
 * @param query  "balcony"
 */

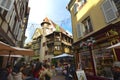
xmin=61 ymin=40 xmax=72 ymax=46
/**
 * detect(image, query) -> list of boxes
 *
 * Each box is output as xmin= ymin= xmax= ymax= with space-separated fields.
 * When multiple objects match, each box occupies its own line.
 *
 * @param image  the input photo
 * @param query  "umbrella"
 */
xmin=106 ymin=43 xmax=120 ymax=49
xmin=52 ymin=53 xmax=73 ymax=59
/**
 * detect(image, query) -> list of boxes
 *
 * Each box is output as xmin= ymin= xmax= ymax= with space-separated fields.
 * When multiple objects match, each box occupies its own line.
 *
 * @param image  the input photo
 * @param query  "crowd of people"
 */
xmin=0 ymin=58 xmax=76 ymax=80
xmin=0 ymin=59 xmax=53 ymax=80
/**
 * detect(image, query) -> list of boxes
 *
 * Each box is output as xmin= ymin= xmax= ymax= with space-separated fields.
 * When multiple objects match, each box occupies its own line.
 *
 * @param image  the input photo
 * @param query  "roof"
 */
xmin=41 ymin=17 xmax=72 ymax=37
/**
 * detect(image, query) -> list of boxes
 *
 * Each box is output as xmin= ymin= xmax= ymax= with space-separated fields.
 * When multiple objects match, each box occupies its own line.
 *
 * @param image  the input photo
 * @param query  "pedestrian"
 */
xmin=33 ymin=62 xmax=43 ymax=80
xmin=6 ymin=65 xmax=14 ymax=80
xmin=112 ymin=61 xmax=120 ymax=80
xmin=0 ymin=64 xmax=14 ymax=80
xmin=63 ymin=63 xmax=74 ymax=80
xmin=22 ymin=67 xmax=35 ymax=80
xmin=12 ymin=61 xmax=25 ymax=80
xmin=39 ymin=64 xmax=53 ymax=80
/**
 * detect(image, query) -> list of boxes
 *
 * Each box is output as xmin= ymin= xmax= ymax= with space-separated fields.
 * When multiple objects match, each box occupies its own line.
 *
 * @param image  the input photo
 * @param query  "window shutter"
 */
xmin=101 ymin=0 xmax=117 ymax=23
xmin=0 ymin=0 xmax=14 ymax=11
xmin=76 ymin=23 xmax=82 ymax=38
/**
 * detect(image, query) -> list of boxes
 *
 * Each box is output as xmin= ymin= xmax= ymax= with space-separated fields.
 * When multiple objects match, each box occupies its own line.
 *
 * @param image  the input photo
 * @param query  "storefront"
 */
xmin=73 ymin=22 xmax=120 ymax=80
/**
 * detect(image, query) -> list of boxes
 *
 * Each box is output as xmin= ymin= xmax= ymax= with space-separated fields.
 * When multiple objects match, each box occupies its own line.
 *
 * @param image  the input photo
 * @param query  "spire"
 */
xmin=41 ymin=17 xmax=51 ymax=26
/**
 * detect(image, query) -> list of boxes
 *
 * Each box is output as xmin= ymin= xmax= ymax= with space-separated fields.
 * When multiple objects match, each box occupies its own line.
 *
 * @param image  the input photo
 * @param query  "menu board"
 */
xmin=76 ymin=70 xmax=87 ymax=80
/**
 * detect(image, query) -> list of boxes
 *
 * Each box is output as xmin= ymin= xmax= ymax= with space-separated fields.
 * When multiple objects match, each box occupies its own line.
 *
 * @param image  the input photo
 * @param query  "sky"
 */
xmin=25 ymin=0 xmax=72 ymax=43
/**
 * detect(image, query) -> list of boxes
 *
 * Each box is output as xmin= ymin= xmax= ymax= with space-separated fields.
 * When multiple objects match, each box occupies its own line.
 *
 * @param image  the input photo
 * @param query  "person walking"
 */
xmin=112 ymin=61 xmax=120 ymax=80
xmin=22 ymin=67 xmax=35 ymax=80
xmin=63 ymin=63 xmax=74 ymax=80
xmin=39 ymin=63 xmax=53 ymax=80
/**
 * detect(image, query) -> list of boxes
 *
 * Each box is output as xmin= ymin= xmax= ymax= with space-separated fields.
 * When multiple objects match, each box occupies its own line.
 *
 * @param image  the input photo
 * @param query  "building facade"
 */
xmin=30 ymin=17 xmax=73 ymax=62
xmin=0 ymin=0 xmax=30 ymax=67
xmin=67 ymin=0 xmax=120 ymax=80
xmin=31 ymin=28 xmax=42 ymax=60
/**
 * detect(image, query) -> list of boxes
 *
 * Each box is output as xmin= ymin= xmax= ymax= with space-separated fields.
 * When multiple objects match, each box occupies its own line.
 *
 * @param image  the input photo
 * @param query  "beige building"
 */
xmin=67 ymin=0 xmax=120 ymax=80
xmin=0 ymin=0 xmax=30 ymax=67
xmin=30 ymin=17 xmax=73 ymax=62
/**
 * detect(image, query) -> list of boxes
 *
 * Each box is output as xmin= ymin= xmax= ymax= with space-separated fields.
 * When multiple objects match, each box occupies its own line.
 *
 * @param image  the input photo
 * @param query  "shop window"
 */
xmin=81 ymin=50 xmax=94 ymax=75
xmin=0 ymin=0 xmax=14 ymax=11
xmin=82 ymin=17 xmax=93 ymax=35
xmin=93 ymin=48 xmax=115 ymax=79
xmin=101 ymin=0 xmax=117 ymax=23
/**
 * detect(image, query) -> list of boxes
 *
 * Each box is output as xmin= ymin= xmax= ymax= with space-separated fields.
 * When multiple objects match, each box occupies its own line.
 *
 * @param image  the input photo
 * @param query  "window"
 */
xmin=76 ymin=17 xmax=93 ymax=39
xmin=74 ymin=0 xmax=87 ymax=14
xmin=93 ymin=48 xmax=114 ymax=79
xmin=54 ymin=45 xmax=61 ymax=50
xmin=101 ymin=0 xmax=117 ymax=23
xmin=14 ymin=21 xmax=19 ymax=36
xmin=17 ymin=28 xmax=23 ymax=41
xmin=78 ymin=0 xmax=87 ymax=5
xmin=113 ymin=0 xmax=120 ymax=15
xmin=76 ymin=23 xmax=83 ymax=38
xmin=0 ymin=0 xmax=14 ymax=11
xmin=82 ymin=17 xmax=93 ymax=35
xmin=74 ymin=2 xmax=79 ymax=14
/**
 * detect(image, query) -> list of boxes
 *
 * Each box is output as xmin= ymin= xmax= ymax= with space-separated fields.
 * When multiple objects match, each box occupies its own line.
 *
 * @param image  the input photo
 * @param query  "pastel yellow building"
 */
xmin=68 ymin=0 xmax=120 ymax=42
xmin=67 ymin=0 xmax=120 ymax=80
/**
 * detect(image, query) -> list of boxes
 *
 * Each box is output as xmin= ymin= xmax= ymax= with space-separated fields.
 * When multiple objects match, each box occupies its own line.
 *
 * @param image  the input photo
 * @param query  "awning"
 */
xmin=11 ymin=47 xmax=34 ymax=56
xmin=106 ymin=43 xmax=120 ymax=49
xmin=0 ymin=41 xmax=13 ymax=50
xmin=0 ymin=41 xmax=34 ymax=56
xmin=0 ymin=55 xmax=23 ymax=57
xmin=52 ymin=53 xmax=73 ymax=59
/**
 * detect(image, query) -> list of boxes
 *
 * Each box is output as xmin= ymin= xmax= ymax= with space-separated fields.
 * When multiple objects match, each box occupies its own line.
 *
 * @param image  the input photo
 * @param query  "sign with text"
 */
xmin=76 ymin=70 xmax=87 ymax=80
